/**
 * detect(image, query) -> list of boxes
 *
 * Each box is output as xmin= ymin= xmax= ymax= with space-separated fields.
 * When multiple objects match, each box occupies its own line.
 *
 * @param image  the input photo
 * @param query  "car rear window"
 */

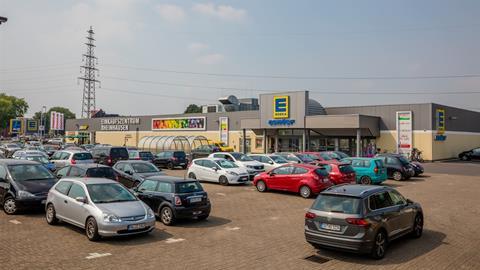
xmin=86 ymin=167 xmax=116 ymax=179
xmin=374 ymin=160 xmax=384 ymax=168
xmin=140 ymin=152 xmax=153 ymax=159
xmin=73 ymin=152 xmax=93 ymax=160
xmin=311 ymin=195 xmax=362 ymax=214
xmin=176 ymin=181 xmax=203 ymax=193
xmin=110 ymin=147 xmax=129 ymax=158
xmin=314 ymin=168 xmax=329 ymax=177
xmin=339 ymin=164 xmax=355 ymax=174
xmin=173 ymin=151 xmax=186 ymax=158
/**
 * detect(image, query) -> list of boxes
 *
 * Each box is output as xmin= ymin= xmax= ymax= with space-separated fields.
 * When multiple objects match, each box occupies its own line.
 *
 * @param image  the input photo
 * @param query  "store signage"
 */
xmin=152 ymin=117 xmax=206 ymax=131
xmin=268 ymin=119 xmax=296 ymax=126
xmin=273 ymin=96 xmax=289 ymax=119
xmin=26 ymin=120 xmax=38 ymax=131
xmin=100 ymin=118 xmax=140 ymax=131
xmin=219 ymin=117 xmax=229 ymax=144
xmin=50 ymin=111 xmax=64 ymax=131
xmin=396 ymin=111 xmax=413 ymax=155
xmin=79 ymin=125 xmax=89 ymax=130
xmin=436 ymin=109 xmax=445 ymax=135
xmin=10 ymin=119 xmax=22 ymax=134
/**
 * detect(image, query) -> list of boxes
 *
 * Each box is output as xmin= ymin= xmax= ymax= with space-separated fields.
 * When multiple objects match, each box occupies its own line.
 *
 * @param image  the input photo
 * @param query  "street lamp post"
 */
xmin=40 ymin=106 xmax=47 ymax=139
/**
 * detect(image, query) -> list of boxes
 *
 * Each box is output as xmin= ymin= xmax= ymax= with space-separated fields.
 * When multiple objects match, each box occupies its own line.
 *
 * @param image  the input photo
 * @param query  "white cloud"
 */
xmin=188 ymin=42 xmax=209 ymax=53
xmin=155 ymin=4 xmax=186 ymax=23
xmin=192 ymin=3 xmax=246 ymax=22
xmin=196 ymin=53 xmax=225 ymax=65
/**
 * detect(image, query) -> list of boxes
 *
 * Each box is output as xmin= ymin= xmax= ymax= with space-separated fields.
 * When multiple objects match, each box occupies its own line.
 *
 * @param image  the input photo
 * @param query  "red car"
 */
xmin=320 ymin=163 xmax=356 ymax=185
xmin=253 ymin=164 xmax=333 ymax=198
xmin=301 ymin=151 xmax=340 ymax=165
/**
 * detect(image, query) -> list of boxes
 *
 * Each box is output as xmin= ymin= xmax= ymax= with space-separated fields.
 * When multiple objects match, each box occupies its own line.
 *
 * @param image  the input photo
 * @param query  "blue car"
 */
xmin=20 ymin=154 xmax=56 ymax=172
xmin=341 ymin=157 xmax=387 ymax=185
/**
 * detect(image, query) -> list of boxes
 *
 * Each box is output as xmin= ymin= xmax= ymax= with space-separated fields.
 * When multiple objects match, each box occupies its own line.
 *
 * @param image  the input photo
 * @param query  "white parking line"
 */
xmin=85 ymin=253 xmax=112 ymax=259
xmin=269 ymin=217 xmax=280 ymax=221
xmin=216 ymin=193 xmax=227 ymax=196
xmin=225 ymin=226 xmax=240 ymax=231
xmin=9 ymin=219 xmax=21 ymax=225
xmin=165 ymin=238 xmax=185 ymax=244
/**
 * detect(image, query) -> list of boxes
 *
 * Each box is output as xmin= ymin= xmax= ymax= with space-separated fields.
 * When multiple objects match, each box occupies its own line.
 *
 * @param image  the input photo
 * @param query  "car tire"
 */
xmin=299 ymin=186 xmax=312 ymax=198
xmin=46 ymin=204 xmax=59 ymax=225
xmin=360 ymin=176 xmax=372 ymax=185
xmin=411 ymin=214 xmax=423 ymax=238
xmin=219 ymin=176 xmax=229 ymax=186
xmin=393 ymin=171 xmax=403 ymax=181
xmin=371 ymin=230 xmax=388 ymax=259
xmin=3 ymin=196 xmax=18 ymax=215
xmin=167 ymin=162 xmax=174 ymax=170
xmin=461 ymin=155 xmax=470 ymax=161
xmin=188 ymin=172 xmax=196 ymax=179
xmin=255 ymin=180 xmax=267 ymax=192
xmin=310 ymin=243 xmax=322 ymax=250
xmin=160 ymin=206 xmax=176 ymax=226
xmin=85 ymin=217 xmax=101 ymax=241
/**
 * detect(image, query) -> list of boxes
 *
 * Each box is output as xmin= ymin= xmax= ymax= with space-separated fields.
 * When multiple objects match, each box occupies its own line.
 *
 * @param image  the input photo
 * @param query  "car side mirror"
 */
xmin=406 ymin=199 xmax=413 ymax=204
xmin=125 ymin=170 xmax=133 ymax=175
xmin=56 ymin=174 xmax=63 ymax=179
xmin=268 ymin=172 xmax=276 ymax=176
xmin=75 ymin=197 xmax=87 ymax=203
xmin=212 ymin=167 xmax=219 ymax=171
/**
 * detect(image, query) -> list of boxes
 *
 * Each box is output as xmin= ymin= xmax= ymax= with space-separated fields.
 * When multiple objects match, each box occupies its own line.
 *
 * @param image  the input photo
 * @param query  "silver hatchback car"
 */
xmin=305 ymin=185 xmax=423 ymax=259
xmin=45 ymin=178 xmax=156 ymax=241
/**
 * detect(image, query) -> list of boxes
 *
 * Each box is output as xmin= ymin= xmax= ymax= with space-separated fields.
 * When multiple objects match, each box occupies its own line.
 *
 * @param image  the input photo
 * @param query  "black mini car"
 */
xmin=132 ymin=176 xmax=211 ymax=225
xmin=153 ymin=151 xmax=188 ymax=169
xmin=375 ymin=153 xmax=415 ymax=181
xmin=458 ymin=147 xmax=480 ymax=161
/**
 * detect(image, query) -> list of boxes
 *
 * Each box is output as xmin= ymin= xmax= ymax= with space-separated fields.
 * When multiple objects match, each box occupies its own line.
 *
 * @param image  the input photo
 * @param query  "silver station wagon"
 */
xmin=45 ymin=178 xmax=156 ymax=241
xmin=305 ymin=185 xmax=423 ymax=259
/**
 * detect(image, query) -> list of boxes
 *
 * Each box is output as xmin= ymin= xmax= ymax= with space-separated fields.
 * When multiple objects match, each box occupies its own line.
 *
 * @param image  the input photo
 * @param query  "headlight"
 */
xmin=103 ymin=213 xmax=122 ymax=223
xmin=146 ymin=208 xmax=155 ymax=219
xmin=228 ymin=171 xmax=238 ymax=176
xmin=17 ymin=190 xmax=36 ymax=198
xmin=246 ymin=165 xmax=254 ymax=169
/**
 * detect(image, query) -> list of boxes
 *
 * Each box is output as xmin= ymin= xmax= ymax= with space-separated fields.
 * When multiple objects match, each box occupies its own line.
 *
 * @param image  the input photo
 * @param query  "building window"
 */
xmin=255 ymin=137 xmax=263 ymax=149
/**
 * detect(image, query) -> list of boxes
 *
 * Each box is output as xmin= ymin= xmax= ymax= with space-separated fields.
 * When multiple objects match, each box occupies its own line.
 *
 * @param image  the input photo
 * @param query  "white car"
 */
xmin=12 ymin=150 xmax=49 ymax=159
xmin=208 ymin=152 xmax=265 ymax=178
xmin=248 ymin=154 xmax=290 ymax=172
xmin=50 ymin=150 xmax=94 ymax=169
xmin=187 ymin=158 xmax=250 ymax=185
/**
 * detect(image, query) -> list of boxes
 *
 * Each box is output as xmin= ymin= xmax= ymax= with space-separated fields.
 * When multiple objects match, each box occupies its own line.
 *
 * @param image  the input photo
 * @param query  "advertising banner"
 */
xmin=436 ymin=108 xmax=445 ymax=135
xmin=219 ymin=117 xmax=229 ymax=145
xmin=26 ymin=119 xmax=38 ymax=132
xmin=396 ymin=111 xmax=413 ymax=155
xmin=152 ymin=117 xmax=206 ymax=131
xmin=10 ymin=119 xmax=22 ymax=134
xmin=50 ymin=111 xmax=64 ymax=131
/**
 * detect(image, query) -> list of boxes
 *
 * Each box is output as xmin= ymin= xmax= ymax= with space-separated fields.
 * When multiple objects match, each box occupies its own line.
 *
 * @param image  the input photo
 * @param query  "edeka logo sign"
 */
xmin=268 ymin=119 xmax=296 ymax=126
xmin=273 ymin=96 xmax=289 ymax=119
xmin=152 ymin=117 xmax=206 ymax=131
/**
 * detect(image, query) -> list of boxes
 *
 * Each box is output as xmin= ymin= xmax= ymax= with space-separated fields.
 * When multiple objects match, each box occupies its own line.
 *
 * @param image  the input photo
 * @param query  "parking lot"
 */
xmin=1 ymin=161 xmax=479 ymax=270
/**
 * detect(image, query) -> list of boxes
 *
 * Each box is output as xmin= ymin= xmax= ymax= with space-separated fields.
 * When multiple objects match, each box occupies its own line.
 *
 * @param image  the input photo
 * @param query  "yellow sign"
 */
xmin=436 ymin=109 xmax=445 ymax=134
xmin=273 ymin=96 xmax=289 ymax=119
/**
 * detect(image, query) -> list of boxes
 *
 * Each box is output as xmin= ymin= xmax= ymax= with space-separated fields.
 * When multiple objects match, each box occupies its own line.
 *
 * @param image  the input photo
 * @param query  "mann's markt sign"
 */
xmin=100 ymin=118 xmax=140 ymax=131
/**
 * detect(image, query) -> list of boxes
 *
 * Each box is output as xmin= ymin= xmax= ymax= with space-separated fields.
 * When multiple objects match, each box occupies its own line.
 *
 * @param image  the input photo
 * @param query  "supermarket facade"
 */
xmin=65 ymin=91 xmax=480 ymax=161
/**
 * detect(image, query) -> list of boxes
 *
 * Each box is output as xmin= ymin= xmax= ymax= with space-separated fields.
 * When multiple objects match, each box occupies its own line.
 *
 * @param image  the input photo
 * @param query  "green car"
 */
xmin=341 ymin=157 xmax=387 ymax=185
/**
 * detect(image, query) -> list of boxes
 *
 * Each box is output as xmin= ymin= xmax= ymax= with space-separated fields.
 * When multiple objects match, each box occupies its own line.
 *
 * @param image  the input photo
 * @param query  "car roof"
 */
xmin=59 ymin=150 xmax=90 ymax=154
xmin=0 ymin=159 xmax=40 ymax=165
xmin=196 ymin=157 xmax=226 ymax=161
xmin=143 ymin=175 xmax=197 ymax=183
xmin=376 ymin=153 xmax=403 ymax=157
xmin=343 ymin=157 xmax=381 ymax=161
xmin=69 ymin=163 xmax=110 ymax=169
xmin=282 ymin=163 xmax=318 ymax=170
xmin=60 ymin=177 xmax=117 ymax=185
xmin=116 ymin=160 xmax=153 ymax=164
xmin=322 ymin=184 xmax=392 ymax=198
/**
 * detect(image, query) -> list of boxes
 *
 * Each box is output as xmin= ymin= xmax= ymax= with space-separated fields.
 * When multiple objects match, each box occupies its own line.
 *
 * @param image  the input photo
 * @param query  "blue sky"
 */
xmin=1 ymin=0 xmax=480 ymax=116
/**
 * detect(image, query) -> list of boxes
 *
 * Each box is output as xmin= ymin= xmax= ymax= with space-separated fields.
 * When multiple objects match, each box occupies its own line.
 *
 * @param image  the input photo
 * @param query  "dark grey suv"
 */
xmin=305 ymin=185 xmax=423 ymax=259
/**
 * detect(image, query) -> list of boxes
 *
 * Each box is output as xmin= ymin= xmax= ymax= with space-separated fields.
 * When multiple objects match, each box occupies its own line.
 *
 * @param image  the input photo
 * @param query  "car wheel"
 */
xmin=255 ymin=180 xmax=267 ymax=192
xmin=393 ymin=171 xmax=403 ymax=181
xmin=167 ymin=162 xmax=174 ymax=170
xmin=360 ymin=176 xmax=372 ymax=185
xmin=160 ymin=206 xmax=176 ymax=226
xmin=3 ymin=197 xmax=18 ymax=215
xmin=461 ymin=155 xmax=470 ymax=161
xmin=219 ymin=175 xmax=229 ymax=186
xmin=371 ymin=230 xmax=388 ymax=259
xmin=188 ymin=172 xmax=196 ymax=179
xmin=299 ymin=186 xmax=312 ymax=198
xmin=85 ymin=217 xmax=101 ymax=241
xmin=411 ymin=214 xmax=423 ymax=238
xmin=46 ymin=204 xmax=58 ymax=225
xmin=197 ymin=214 xmax=209 ymax=221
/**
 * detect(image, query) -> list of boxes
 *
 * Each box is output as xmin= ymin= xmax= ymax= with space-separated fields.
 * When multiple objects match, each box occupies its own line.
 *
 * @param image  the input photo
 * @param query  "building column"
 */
xmin=334 ymin=138 xmax=339 ymax=151
xmin=242 ymin=129 xmax=247 ymax=154
xmin=274 ymin=132 xmax=279 ymax=153
xmin=263 ymin=129 xmax=267 ymax=154
xmin=302 ymin=129 xmax=307 ymax=152
xmin=356 ymin=129 xmax=361 ymax=157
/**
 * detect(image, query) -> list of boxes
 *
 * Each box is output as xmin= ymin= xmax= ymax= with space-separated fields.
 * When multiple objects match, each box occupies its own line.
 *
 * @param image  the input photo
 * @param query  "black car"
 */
xmin=459 ymin=147 xmax=480 ymax=161
xmin=128 ymin=150 xmax=155 ymax=162
xmin=91 ymin=146 xmax=129 ymax=166
xmin=191 ymin=145 xmax=220 ymax=160
xmin=375 ymin=154 xmax=415 ymax=181
xmin=154 ymin=151 xmax=188 ymax=169
xmin=55 ymin=163 xmax=117 ymax=180
xmin=113 ymin=160 xmax=165 ymax=188
xmin=0 ymin=160 xmax=57 ymax=214
xmin=132 ymin=176 xmax=211 ymax=225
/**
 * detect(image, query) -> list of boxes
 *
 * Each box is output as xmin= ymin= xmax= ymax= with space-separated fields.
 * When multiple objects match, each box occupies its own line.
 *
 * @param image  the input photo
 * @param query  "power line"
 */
xmin=100 ymin=87 xmax=213 ymax=102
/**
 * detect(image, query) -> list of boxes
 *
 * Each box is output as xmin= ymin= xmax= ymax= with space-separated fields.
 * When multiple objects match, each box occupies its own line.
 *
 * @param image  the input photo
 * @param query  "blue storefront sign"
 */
xmin=268 ymin=119 xmax=296 ymax=126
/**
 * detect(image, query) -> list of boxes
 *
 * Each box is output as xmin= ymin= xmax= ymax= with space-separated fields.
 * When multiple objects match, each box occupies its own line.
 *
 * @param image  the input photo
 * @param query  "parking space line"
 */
xmin=269 ymin=217 xmax=279 ymax=221
xmin=225 ymin=226 xmax=240 ymax=231
xmin=85 ymin=253 xmax=112 ymax=259
xmin=9 ymin=219 xmax=21 ymax=225
xmin=165 ymin=238 xmax=185 ymax=244
xmin=216 ymin=193 xmax=227 ymax=196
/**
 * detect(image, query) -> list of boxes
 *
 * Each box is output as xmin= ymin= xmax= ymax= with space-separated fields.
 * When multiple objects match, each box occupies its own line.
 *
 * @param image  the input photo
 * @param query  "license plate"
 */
xmin=41 ymin=200 xmax=46 ymax=204
xmin=190 ymin=197 xmax=202 ymax=203
xmin=192 ymin=211 xmax=202 ymax=215
xmin=179 ymin=163 xmax=185 ymax=166
xmin=128 ymin=223 xmax=146 ymax=230
xmin=320 ymin=223 xmax=341 ymax=231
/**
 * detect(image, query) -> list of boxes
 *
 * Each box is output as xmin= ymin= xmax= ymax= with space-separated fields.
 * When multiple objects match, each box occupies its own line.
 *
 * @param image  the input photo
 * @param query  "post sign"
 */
xmin=10 ymin=119 xmax=22 ymax=134
xmin=273 ymin=96 xmax=289 ymax=119
xmin=396 ymin=111 xmax=413 ymax=155
xmin=26 ymin=119 xmax=38 ymax=132
xmin=436 ymin=109 xmax=445 ymax=135
xmin=219 ymin=117 xmax=229 ymax=144
xmin=152 ymin=117 xmax=206 ymax=131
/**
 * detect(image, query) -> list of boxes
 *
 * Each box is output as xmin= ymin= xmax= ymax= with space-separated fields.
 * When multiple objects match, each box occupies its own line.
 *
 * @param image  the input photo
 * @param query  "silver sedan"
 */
xmin=45 ymin=177 xmax=156 ymax=241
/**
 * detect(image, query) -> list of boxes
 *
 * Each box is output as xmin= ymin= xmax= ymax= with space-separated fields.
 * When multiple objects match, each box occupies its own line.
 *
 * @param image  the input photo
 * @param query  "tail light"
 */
xmin=71 ymin=159 xmax=76 ymax=164
xmin=346 ymin=218 xmax=370 ymax=227
xmin=107 ymin=158 xmax=112 ymax=165
xmin=374 ymin=167 xmax=379 ymax=174
xmin=174 ymin=196 xmax=182 ymax=206
xmin=305 ymin=212 xmax=316 ymax=219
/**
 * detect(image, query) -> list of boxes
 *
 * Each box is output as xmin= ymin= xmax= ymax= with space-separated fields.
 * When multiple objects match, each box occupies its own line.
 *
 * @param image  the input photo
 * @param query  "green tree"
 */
xmin=184 ymin=104 xmax=202 ymax=114
xmin=0 ymin=93 xmax=29 ymax=130
xmin=33 ymin=106 xmax=76 ymax=133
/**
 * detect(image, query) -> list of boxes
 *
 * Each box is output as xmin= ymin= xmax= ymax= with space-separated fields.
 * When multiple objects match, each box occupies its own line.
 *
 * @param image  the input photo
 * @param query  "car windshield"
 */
xmin=87 ymin=183 xmax=137 ymax=203
xmin=215 ymin=159 xmax=239 ymax=168
xmin=231 ymin=153 xmax=254 ymax=161
xmin=111 ymin=148 xmax=129 ymax=158
xmin=176 ymin=181 xmax=203 ymax=193
xmin=319 ymin=153 xmax=333 ymax=160
xmin=335 ymin=152 xmax=349 ymax=159
xmin=25 ymin=155 xmax=49 ymax=164
xmin=73 ymin=152 xmax=93 ymax=160
xmin=339 ymin=164 xmax=355 ymax=174
xmin=86 ymin=167 xmax=116 ymax=179
xmin=398 ymin=156 xmax=410 ymax=165
xmin=8 ymin=164 xmax=55 ymax=181
xmin=139 ymin=152 xmax=153 ymax=159
xmin=296 ymin=154 xmax=314 ymax=162
xmin=132 ymin=163 xmax=159 ymax=173
xmin=173 ymin=152 xmax=186 ymax=158
xmin=311 ymin=195 xmax=361 ymax=214
xmin=270 ymin=155 xmax=288 ymax=163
